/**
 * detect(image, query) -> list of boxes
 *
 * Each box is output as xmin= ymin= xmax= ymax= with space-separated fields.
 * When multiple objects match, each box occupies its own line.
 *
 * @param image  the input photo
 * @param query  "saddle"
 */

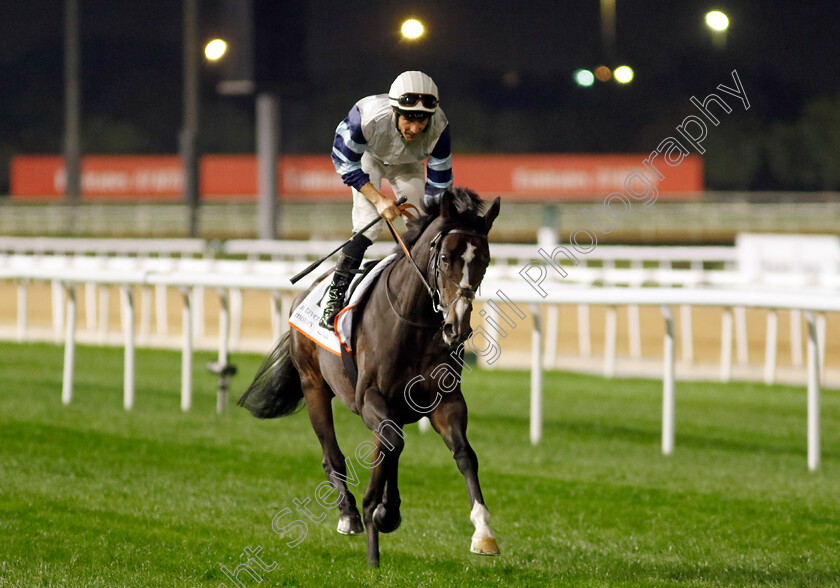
xmin=336 ymin=256 xmax=397 ymax=388
xmin=344 ymin=260 xmax=381 ymax=306
xmin=289 ymin=254 xmax=398 ymax=386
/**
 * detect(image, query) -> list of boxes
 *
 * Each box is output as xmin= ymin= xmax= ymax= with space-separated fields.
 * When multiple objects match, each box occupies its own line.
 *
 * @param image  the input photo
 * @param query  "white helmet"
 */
xmin=388 ymin=71 xmax=439 ymax=117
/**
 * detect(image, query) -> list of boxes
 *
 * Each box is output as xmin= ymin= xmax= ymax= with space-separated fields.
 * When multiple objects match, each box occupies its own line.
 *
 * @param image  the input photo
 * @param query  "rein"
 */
xmin=385 ymin=218 xmax=439 ymax=309
xmin=383 ymin=261 xmax=439 ymax=328
xmin=384 ymin=218 xmax=487 ymax=322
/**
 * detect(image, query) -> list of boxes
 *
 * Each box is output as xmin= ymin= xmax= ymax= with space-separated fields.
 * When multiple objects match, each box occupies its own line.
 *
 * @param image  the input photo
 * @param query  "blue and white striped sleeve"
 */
xmin=331 ymin=105 xmax=370 ymax=190
xmin=425 ymin=124 xmax=453 ymax=196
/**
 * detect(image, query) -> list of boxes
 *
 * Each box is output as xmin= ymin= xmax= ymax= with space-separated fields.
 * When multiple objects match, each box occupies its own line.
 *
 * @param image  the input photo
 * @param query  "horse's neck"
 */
xmin=407 ymin=225 xmax=437 ymax=276
xmin=389 ymin=224 xmax=439 ymax=319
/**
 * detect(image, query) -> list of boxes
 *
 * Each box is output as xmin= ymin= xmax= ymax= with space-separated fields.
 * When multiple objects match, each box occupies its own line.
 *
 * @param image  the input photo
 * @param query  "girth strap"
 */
xmin=341 ymin=344 xmax=358 ymax=389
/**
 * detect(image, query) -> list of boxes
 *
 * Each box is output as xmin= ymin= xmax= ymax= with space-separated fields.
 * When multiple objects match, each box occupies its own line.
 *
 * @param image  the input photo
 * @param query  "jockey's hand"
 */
xmin=375 ymin=196 xmax=401 ymax=221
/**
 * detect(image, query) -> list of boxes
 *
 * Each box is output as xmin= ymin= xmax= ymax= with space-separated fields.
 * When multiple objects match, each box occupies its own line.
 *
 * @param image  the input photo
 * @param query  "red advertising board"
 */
xmin=10 ymin=153 xmax=702 ymax=201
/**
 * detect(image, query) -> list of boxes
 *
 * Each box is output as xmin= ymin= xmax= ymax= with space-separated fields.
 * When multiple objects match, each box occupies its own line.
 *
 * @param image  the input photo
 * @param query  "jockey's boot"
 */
xmin=319 ymin=233 xmax=372 ymax=330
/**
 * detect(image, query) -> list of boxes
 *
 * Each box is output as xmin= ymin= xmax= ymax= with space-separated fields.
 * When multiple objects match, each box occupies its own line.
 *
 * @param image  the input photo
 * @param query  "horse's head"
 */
xmin=428 ymin=189 xmax=501 ymax=347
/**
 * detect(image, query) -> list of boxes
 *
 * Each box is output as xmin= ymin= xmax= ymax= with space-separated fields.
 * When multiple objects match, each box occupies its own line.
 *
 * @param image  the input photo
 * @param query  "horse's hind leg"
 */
xmin=302 ymin=375 xmax=363 ymax=535
xmin=430 ymin=395 xmax=500 ymax=556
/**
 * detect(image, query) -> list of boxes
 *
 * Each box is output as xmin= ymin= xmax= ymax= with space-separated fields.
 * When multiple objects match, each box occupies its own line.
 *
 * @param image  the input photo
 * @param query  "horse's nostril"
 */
xmin=443 ymin=323 xmax=456 ymax=338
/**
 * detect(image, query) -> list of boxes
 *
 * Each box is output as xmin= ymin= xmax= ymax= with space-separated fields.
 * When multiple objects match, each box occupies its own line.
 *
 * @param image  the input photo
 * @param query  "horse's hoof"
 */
xmin=337 ymin=514 xmax=364 ymax=535
xmin=470 ymin=536 xmax=500 ymax=555
xmin=372 ymin=503 xmax=401 ymax=533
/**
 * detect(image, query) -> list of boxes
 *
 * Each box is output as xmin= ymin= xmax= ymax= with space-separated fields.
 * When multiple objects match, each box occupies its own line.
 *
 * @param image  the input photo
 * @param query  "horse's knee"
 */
xmin=372 ymin=419 xmax=406 ymax=457
xmin=453 ymin=444 xmax=478 ymax=475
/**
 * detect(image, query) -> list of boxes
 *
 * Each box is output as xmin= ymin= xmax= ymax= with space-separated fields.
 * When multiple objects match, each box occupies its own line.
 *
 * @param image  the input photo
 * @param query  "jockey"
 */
xmin=321 ymin=70 xmax=453 ymax=329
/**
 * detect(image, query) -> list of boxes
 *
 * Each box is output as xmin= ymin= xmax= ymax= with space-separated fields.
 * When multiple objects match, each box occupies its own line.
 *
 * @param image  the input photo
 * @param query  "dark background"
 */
xmin=2 ymin=0 xmax=839 ymax=193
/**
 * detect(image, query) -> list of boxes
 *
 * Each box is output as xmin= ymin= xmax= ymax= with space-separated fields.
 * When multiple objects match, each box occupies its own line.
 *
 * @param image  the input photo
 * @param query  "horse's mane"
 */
xmin=395 ymin=187 xmax=487 ymax=256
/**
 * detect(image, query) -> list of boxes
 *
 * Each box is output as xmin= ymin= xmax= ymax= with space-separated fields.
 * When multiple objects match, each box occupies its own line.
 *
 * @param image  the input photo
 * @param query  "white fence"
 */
xmin=3 ymin=235 xmax=836 ymax=384
xmin=1 ymin=251 xmax=838 ymax=471
xmin=0 ymin=236 xmax=745 ymax=360
xmin=489 ymin=281 xmax=837 ymax=468
xmin=2 ymin=236 xmax=838 ymax=469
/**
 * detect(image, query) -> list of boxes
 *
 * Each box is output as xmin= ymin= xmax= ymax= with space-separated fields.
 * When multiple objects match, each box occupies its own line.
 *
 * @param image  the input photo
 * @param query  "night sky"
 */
xmin=4 ymin=1 xmax=838 ymax=90
xmin=2 ymin=0 xmax=839 ymax=190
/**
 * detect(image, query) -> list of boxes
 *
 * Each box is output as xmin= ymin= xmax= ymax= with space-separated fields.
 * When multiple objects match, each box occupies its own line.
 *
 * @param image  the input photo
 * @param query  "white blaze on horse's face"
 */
xmin=456 ymin=243 xmax=477 ymax=319
xmin=442 ymin=241 xmax=479 ymax=347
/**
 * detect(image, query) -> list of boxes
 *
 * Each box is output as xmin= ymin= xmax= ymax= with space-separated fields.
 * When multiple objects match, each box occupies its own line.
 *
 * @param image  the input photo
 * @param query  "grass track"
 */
xmin=1 ymin=341 xmax=839 ymax=587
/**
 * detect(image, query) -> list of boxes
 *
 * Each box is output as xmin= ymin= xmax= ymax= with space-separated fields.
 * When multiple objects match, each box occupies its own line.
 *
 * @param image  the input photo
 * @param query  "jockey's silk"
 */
xmin=331 ymin=94 xmax=452 ymax=195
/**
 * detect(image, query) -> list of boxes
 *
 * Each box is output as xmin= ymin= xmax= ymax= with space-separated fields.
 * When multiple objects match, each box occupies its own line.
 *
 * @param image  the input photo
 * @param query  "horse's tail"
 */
xmin=237 ymin=331 xmax=304 ymax=418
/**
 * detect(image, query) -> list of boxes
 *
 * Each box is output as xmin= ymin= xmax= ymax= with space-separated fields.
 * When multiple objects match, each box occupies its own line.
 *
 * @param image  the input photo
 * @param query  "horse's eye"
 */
xmin=440 ymin=255 xmax=449 ymax=264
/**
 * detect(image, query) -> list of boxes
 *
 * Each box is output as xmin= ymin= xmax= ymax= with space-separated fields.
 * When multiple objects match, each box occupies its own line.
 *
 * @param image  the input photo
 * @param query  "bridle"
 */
xmin=384 ymin=225 xmax=488 ymax=325
xmin=428 ymin=229 xmax=487 ymax=316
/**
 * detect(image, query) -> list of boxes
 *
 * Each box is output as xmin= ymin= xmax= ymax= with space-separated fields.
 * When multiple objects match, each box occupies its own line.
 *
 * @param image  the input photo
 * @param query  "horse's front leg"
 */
xmin=375 ymin=447 xmax=402 ymax=534
xmin=430 ymin=395 xmax=500 ymax=556
xmin=362 ymin=454 xmax=385 ymax=567
xmin=360 ymin=396 xmax=406 ymax=567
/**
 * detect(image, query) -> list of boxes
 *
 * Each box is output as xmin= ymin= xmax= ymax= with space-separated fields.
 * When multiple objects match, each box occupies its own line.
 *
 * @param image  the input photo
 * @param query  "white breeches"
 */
xmin=351 ymin=152 xmax=425 ymax=242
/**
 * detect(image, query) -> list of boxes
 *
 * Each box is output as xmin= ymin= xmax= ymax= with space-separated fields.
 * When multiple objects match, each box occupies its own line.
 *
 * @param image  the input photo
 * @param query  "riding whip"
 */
xmin=290 ymin=196 xmax=408 ymax=284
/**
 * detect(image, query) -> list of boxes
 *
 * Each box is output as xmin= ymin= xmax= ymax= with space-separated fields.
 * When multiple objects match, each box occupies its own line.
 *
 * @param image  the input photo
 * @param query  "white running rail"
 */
xmin=0 ymin=262 xmax=836 ymax=472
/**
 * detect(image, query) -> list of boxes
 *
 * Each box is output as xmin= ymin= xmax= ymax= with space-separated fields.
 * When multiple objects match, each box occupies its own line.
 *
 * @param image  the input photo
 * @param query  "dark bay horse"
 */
xmin=239 ymin=187 xmax=501 ymax=566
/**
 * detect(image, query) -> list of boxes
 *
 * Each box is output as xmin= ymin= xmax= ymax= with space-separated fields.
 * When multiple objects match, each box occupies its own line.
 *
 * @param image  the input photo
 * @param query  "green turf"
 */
xmin=1 ymin=341 xmax=838 ymax=587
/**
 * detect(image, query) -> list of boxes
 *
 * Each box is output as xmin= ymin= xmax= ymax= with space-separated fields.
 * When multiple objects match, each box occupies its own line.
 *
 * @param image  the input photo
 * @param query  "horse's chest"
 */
xmin=371 ymin=361 xmax=462 ymax=412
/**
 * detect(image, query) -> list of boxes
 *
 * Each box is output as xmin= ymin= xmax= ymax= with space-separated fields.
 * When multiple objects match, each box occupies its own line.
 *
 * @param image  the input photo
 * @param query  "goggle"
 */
xmin=394 ymin=93 xmax=438 ymax=109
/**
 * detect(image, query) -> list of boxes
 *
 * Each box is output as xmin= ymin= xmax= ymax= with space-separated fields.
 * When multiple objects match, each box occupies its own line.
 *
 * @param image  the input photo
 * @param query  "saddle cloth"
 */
xmin=288 ymin=254 xmax=397 ymax=355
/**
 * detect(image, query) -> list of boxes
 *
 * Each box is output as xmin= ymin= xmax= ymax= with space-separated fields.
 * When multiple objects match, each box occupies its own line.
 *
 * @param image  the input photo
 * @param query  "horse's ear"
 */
xmin=439 ymin=190 xmax=456 ymax=220
xmin=483 ymin=196 xmax=501 ymax=232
